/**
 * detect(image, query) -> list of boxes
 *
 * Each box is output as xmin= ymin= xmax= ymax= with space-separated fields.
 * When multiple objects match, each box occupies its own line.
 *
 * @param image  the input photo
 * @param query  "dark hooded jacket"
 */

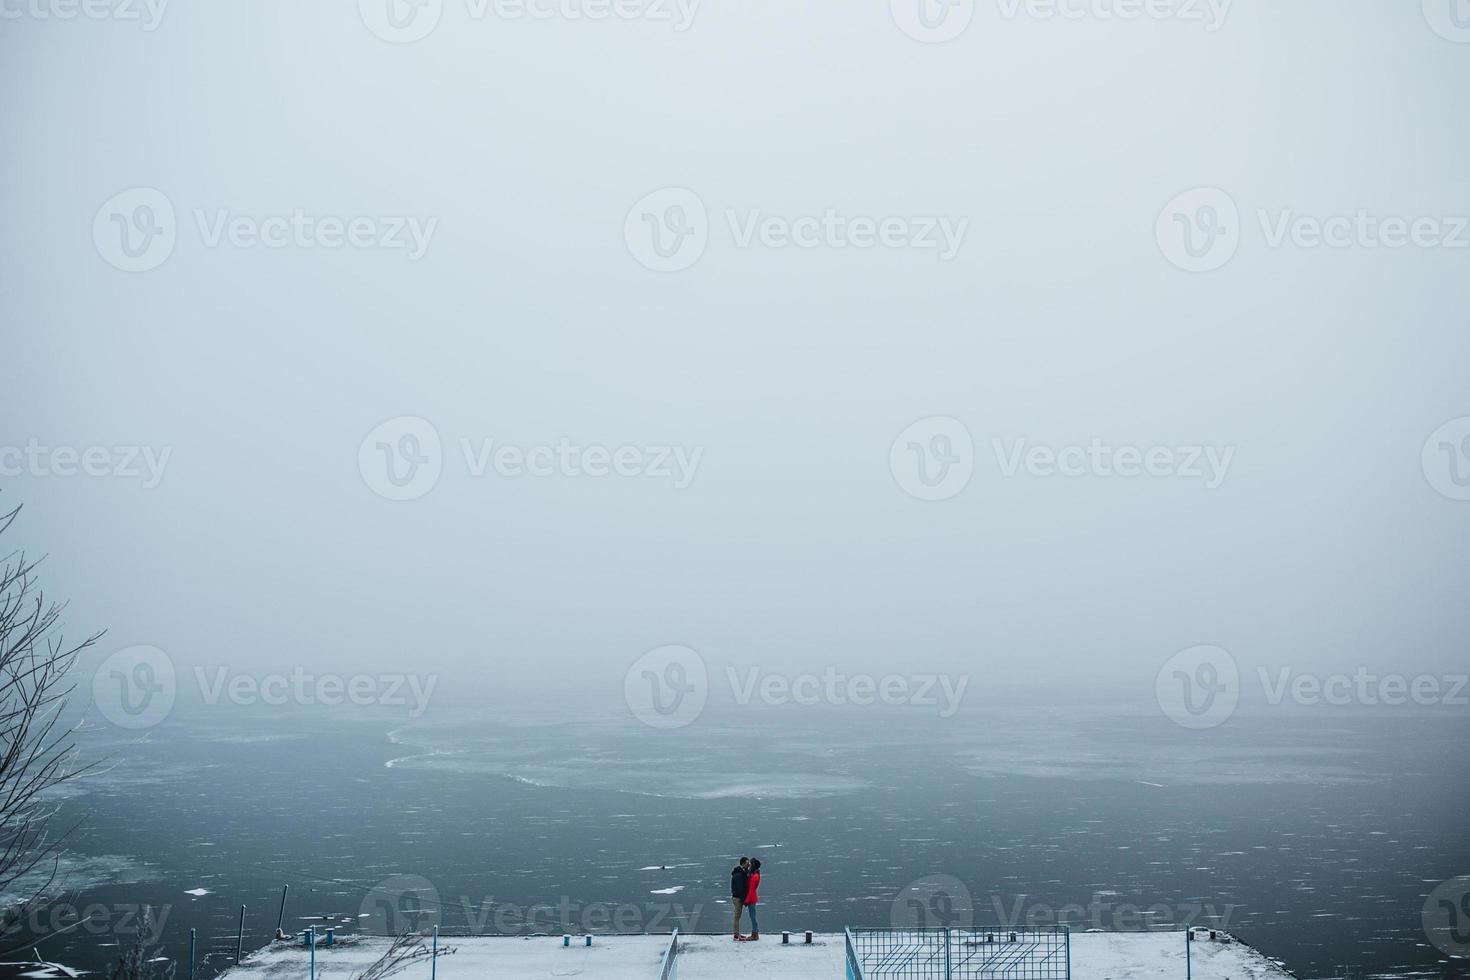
xmin=730 ymin=864 xmax=749 ymax=901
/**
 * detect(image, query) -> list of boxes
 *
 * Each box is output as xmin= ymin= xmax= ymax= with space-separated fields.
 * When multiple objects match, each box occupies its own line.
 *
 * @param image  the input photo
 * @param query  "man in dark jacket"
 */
xmin=730 ymin=857 xmax=750 ymax=939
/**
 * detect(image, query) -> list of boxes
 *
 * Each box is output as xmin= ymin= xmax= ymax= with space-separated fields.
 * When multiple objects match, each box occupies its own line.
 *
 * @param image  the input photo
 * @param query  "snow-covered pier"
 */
xmin=216 ymin=928 xmax=1296 ymax=980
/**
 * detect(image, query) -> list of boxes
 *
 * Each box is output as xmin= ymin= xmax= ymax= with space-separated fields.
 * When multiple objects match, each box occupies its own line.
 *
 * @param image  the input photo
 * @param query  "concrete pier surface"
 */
xmin=216 ymin=928 xmax=1295 ymax=980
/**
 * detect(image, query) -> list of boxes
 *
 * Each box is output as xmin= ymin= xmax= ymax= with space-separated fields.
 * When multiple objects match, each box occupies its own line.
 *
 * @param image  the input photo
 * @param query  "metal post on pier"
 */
xmin=277 ymin=885 xmax=290 ymax=936
xmin=1185 ymin=927 xmax=1192 ymax=980
xmin=188 ymin=928 xmax=196 ymax=980
xmin=308 ymin=926 xmax=316 ymax=980
xmin=944 ymin=928 xmax=953 ymax=980
xmin=1064 ymin=926 xmax=1072 ymax=980
xmin=431 ymin=925 xmax=439 ymax=980
xmin=237 ymin=905 xmax=247 ymax=963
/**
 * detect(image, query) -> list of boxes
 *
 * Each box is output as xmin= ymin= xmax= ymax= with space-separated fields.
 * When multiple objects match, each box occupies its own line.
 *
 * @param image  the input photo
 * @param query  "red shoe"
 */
xmin=733 ymin=935 xmax=748 ymax=942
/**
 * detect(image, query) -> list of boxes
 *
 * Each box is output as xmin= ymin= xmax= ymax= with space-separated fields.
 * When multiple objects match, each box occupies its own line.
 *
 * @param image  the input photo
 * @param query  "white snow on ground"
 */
xmin=216 ymin=929 xmax=1294 ymax=980
xmin=650 ymin=886 xmax=684 ymax=895
xmin=184 ymin=888 xmax=212 ymax=896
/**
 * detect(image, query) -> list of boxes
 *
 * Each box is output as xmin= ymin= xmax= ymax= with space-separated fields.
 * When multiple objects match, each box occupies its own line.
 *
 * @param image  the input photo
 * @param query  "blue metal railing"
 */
xmin=657 ymin=928 xmax=680 ymax=980
xmin=847 ymin=928 xmax=866 ymax=980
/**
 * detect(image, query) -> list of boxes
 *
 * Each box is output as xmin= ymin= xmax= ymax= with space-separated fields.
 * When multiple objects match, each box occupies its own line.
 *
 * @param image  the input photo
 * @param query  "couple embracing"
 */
xmin=729 ymin=856 xmax=763 ymax=941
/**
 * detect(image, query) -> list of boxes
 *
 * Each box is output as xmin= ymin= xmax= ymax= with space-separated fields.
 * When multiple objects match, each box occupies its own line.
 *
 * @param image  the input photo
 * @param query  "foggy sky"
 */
xmin=2 ymin=0 xmax=1468 ymax=714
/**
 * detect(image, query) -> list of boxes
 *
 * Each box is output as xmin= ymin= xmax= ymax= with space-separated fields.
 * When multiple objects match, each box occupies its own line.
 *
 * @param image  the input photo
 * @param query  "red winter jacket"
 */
xmin=744 ymin=871 xmax=760 ymax=906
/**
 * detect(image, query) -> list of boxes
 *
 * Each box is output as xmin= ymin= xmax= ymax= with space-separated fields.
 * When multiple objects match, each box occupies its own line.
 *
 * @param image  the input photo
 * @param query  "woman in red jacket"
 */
xmin=743 ymin=859 xmax=762 ymax=941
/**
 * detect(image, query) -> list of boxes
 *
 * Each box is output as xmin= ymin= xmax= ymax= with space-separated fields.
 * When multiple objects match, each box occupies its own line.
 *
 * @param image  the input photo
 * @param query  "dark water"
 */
xmin=10 ymin=701 xmax=1469 ymax=980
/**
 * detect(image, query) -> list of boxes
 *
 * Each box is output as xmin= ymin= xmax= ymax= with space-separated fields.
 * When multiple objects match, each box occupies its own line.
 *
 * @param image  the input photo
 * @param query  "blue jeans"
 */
xmin=747 ymin=904 xmax=759 ymax=934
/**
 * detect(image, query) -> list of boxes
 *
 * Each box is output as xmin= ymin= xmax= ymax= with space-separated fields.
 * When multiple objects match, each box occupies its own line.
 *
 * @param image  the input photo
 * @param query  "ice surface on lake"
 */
xmin=384 ymin=722 xmax=868 ymax=799
xmin=0 ymin=853 xmax=160 ymax=908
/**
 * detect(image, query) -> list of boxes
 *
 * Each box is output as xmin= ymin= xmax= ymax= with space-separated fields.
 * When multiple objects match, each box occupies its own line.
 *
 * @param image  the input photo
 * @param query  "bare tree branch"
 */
xmin=354 ymin=935 xmax=455 ymax=980
xmin=0 ymin=502 xmax=103 ymax=949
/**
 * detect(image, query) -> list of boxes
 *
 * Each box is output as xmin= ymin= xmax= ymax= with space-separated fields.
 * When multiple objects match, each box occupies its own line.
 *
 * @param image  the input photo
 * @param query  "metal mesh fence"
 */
xmin=850 ymin=929 xmax=948 ymax=978
xmin=949 ymin=928 xmax=1069 ymax=980
xmin=848 ymin=928 xmax=1070 ymax=980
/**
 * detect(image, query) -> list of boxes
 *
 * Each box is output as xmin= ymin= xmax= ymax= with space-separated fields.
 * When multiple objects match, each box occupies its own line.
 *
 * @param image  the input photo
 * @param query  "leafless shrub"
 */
xmin=106 ymin=912 xmax=175 ymax=980
xmin=354 ymin=934 xmax=454 ymax=980
xmin=0 ymin=503 xmax=103 ymax=948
